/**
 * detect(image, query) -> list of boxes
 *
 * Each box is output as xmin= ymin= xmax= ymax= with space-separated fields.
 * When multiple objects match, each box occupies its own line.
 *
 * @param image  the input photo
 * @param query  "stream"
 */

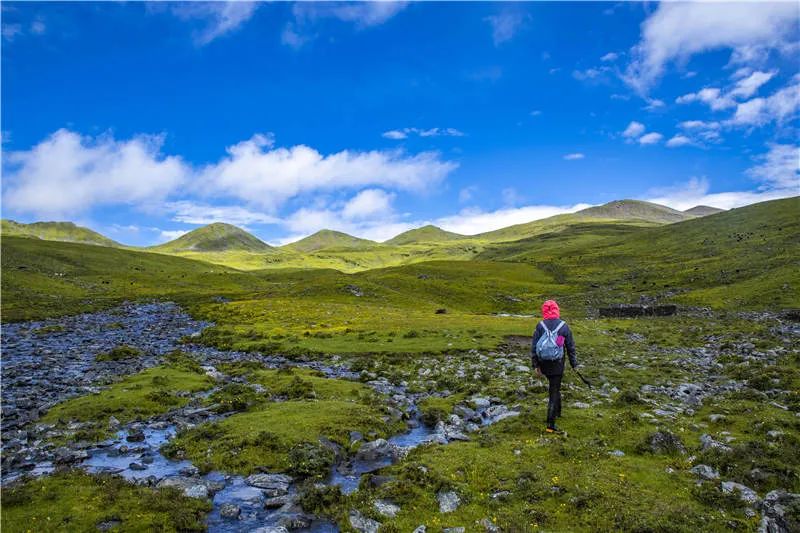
xmin=1 ymin=302 xmax=520 ymax=531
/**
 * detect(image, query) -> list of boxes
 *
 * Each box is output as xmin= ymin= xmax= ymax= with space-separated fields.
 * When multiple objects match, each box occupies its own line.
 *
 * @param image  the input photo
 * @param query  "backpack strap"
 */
xmin=540 ymin=321 xmax=550 ymax=333
xmin=553 ymin=320 xmax=565 ymax=334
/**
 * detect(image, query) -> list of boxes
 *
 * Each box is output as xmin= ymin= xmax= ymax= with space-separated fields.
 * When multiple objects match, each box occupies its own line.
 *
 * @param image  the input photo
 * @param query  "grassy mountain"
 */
xmin=384 ymin=224 xmax=464 ymax=245
xmin=1 ymin=220 xmax=121 ymax=248
xmin=152 ymin=223 xmax=272 ymax=253
xmin=684 ymin=205 xmax=726 ymax=217
xmin=282 ymin=229 xmax=378 ymax=253
xmin=577 ymin=199 xmax=693 ymax=223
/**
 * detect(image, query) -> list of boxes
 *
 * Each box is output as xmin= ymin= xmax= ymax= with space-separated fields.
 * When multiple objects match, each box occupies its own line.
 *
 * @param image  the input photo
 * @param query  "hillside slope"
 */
xmin=385 ymin=225 xmax=464 ymax=245
xmin=151 ymin=223 xmax=272 ymax=253
xmin=684 ymin=205 xmax=726 ymax=217
xmin=282 ymin=230 xmax=379 ymax=253
xmin=1 ymin=220 xmax=121 ymax=248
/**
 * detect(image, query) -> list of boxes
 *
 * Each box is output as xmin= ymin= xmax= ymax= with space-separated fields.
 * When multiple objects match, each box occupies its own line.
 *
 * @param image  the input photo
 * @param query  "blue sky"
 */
xmin=2 ymin=1 xmax=798 ymax=246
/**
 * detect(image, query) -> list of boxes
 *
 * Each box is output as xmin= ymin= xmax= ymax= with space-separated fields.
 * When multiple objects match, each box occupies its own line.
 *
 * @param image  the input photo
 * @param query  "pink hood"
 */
xmin=542 ymin=300 xmax=560 ymax=320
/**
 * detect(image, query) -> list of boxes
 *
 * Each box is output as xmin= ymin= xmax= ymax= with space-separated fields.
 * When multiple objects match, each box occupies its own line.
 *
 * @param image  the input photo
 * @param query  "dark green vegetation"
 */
xmin=164 ymin=367 xmax=404 ymax=476
xmin=385 ymin=224 xmax=465 ymax=245
xmin=1 ymin=471 xmax=211 ymax=532
xmin=2 ymin=197 xmax=798 ymax=531
xmin=95 ymin=344 xmax=142 ymax=361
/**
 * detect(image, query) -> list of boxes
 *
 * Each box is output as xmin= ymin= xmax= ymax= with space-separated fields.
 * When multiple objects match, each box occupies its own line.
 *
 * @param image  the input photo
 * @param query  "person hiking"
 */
xmin=531 ymin=299 xmax=578 ymax=433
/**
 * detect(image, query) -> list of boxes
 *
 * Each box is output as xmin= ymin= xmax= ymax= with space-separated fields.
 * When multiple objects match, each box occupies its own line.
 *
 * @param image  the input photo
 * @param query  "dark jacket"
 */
xmin=531 ymin=318 xmax=577 ymax=376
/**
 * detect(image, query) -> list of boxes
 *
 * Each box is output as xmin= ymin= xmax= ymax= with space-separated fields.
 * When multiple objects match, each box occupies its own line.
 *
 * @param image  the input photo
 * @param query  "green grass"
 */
xmin=41 ymin=363 xmax=213 ymax=440
xmin=149 ymin=222 xmax=272 ymax=253
xmin=164 ymin=398 xmax=404 ymax=475
xmin=95 ymin=344 xmax=143 ymax=362
xmin=2 ymin=219 xmax=122 ymax=247
xmin=1 ymin=471 xmax=211 ymax=532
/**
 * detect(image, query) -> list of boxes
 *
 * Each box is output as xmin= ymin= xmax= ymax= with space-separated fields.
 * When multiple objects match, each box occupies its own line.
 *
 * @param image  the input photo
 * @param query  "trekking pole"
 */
xmin=575 ymin=369 xmax=593 ymax=388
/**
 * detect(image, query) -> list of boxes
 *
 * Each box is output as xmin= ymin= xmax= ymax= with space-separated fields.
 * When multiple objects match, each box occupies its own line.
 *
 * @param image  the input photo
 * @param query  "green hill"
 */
xmin=684 ymin=205 xmax=725 ymax=217
xmin=577 ymin=199 xmax=693 ymax=223
xmin=282 ymin=229 xmax=379 ymax=253
xmin=151 ymin=223 xmax=272 ymax=253
xmin=384 ymin=225 xmax=464 ymax=245
xmin=1 ymin=220 xmax=121 ymax=248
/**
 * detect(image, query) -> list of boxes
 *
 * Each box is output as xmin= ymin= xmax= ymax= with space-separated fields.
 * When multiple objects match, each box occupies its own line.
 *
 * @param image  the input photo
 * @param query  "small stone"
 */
xmin=264 ymin=494 xmax=295 ymax=509
xmin=128 ymin=462 xmax=147 ymax=471
xmin=572 ymin=402 xmax=591 ymax=409
xmin=126 ymin=430 xmax=145 ymax=443
xmin=219 ymin=503 xmax=241 ymax=519
xmin=412 ymin=527 xmax=427 ymax=533
xmin=373 ymin=499 xmax=400 ymax=518
xmin=721 ymin=481 xmax=759 ymax=505
xmin=443 ymin=528 xmax=465 ymax=533
xmin=479 ymin=518 xmax=500 ymax=532
xmin=609 ymin=450 xmax=625 ymax=457
xmin=690 ymin=464 xmax=720 ymax=480
xmin=245 ymin=473 xmax=292 ymax=496
xmin=437 ymin=490 xmax=461 ymax=513
xmin=348 ymin=510 xmax=381 ymax=533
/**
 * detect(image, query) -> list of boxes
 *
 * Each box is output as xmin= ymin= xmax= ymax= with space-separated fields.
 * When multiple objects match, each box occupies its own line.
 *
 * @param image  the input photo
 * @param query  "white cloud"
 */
xmin=675 ymin=87 xmax=734 ymax=111
xmin=30 ymin=19 xmax=46 ymax=35
xmin=666 ymin=134 xmax=693 ymax=148
xmin=3 ymin=129 xmax=189 ymax=218
xmin=572 ymin=66 xmax=611 ymax=82
xmin=622 ymin=121 xmax=646 ymax=138
xmin=2 ymin=23 xmax=22 ymax=41
xmin=645 ymin=175 xmax=796 ymax=211
xmin=158 ymin=229 xmax=189 ymax=243
xmin=638 ymin=132 xmax=663 ymax=145
xmin=746 ymin=143 xmax=799 ymax=190
xmin=285 ymin=1 xmax=407 ymax=48
xmin=433 ymin=203 xmax=593 ymax=236
xmin=342 ymin=189 xmax=395 ymax=219
xmin=729 ymin=78 xmax=800 ymax=127
xmin=485 ymin=9 xmax=528 ymax=46
xmin=600 ymin=52 xmax=619 ymax=62
xmin=382 ymin=127 xmax=465 ymax=139
xmin=170 ymin=2 xmax=259 ymax=46
xmin=730 ymin=69 xmax=778 ymax=99
xmin=382 ymin=130 xmax=407 ymax=140
xmin=197 ymin=133 xmax=458 ymax=211
xmin=530 ymin=110 xmax=542 ymax=117
xmin=165 ymin=201 xmax=280 ymax=226
xmin=458 ymin=185 xmax=478 ymax=203
xmin=563 ymin=153 xmax=585 ymax=160
xmin=624 ymin=2 xmax=798 ymax=93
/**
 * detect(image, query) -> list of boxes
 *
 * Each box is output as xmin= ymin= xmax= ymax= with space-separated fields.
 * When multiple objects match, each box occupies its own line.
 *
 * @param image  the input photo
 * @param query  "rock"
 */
xmin=443 ymin=528 xmax=465 ymax=533
xmin=437 ymin=490 xmax=461 ymax=513
xmin=470 ymin=396 xmax=491 ymax=409
xmin=108 ymin=416 xmax=121 ymax=428
xmin=598 ymin=304 xmax=677 ymax=318
xmin=219 ymin=503 xmax=241 ymax=519
xmin=126 ymin=430 xmax=145 ymax=442
xmin=264 ymin=494 xmax=295 ymax=509
xmin=202 ymin=366 xmax=225 ymax=381
xmin=251 ymin=528 xmax=289 ymax=533
xmin=690 ymin=464 xmax=720 ymax=480
xmin=479 ymin=518 xmax=501 ymax=532
xmin=349 ymin=510 xmax=381 ymax=533
xmin=572 ymin=402 xmax=591 ymax=409
xmin=721 ymin=481 xmax=760 ymax=505
xmin=278 ymin=513 xmax=312 ymax=529
xmin=53 ymin=447 xmax=89 ymax=464
xmin=609 ymin=450 xmax=625 ymax=457
xmin=344 ymin=285 xmax=364 ymax=297
xmin=355 ymin=439 xmax=393 ymax=462
xmin=373 ymin=499 xmax=400 ymax=518
xmin=245 ymin=473 xmax=292 ymax=496
xmin=156 ymin=477 xmax=210 ymax=499
xmin=759 ymin=490 xmax=800 ymax=533
xmin=412 ymin=527 xmax=427 ymax=533
xmin=96 ymin=520 xmax=122 ymax=531
xmin=645 ymin=431 xmax=686 ymax=455
xmin=179 ymin=465 xmax=199 ymax=477
xmin=700 ymin=434 xmax=733 ymax=453
xmin=128 ymin=462 xmax=147 ymax=471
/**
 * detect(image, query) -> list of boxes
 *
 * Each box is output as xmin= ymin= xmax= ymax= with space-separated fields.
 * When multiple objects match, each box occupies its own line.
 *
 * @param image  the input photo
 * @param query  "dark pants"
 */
xmin=546 ymin=374 xmax=562 ymax=425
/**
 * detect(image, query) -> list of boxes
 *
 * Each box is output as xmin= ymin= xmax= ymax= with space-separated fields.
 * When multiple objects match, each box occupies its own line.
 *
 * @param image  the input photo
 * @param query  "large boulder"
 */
xmin=759 ymin=490 xmax=800 ymax=533
xmin=349 ymin=510 xmax=381 ymax=533
xmin=643 ymin=431 xmax=686 ymax=455
xmin=355 ymin=439 xmax=393 ymax=462
xmin=437 ymin=490 xmax=461 ymax=513
xmin=245 ymin=473 xmax=292 ymax=497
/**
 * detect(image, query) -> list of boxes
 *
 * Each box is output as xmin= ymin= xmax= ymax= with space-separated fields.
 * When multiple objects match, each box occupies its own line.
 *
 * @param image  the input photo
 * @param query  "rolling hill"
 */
xmin=1 ymin=220 xmax=122 ymax=248
xmin=577 ymin=199 xmax=694 ymax=223
xmin=282 ymin=229 xmax=379 ymax=253
xmin=684 ymin=205 xmax=726 ymax=217
xmin=151 ymin=223 xmax=272 ymax=253
xmin=384 ymin=225 xmax=464 ymax=245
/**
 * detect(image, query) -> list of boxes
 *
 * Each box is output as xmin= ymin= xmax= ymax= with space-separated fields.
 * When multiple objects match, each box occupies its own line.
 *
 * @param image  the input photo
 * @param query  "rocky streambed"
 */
xmin=1 ymin=302 xmax=523 ymax=532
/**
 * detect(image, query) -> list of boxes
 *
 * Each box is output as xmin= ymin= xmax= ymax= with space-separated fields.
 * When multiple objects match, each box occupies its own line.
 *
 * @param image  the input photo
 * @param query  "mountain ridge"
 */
xmin=151 ymin=222 xmax=272 ymax=253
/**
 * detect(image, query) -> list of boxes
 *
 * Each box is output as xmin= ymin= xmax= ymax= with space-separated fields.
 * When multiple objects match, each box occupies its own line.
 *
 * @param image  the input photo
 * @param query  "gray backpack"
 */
xmin=536 ymin=320 xmax=565 ymax=361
